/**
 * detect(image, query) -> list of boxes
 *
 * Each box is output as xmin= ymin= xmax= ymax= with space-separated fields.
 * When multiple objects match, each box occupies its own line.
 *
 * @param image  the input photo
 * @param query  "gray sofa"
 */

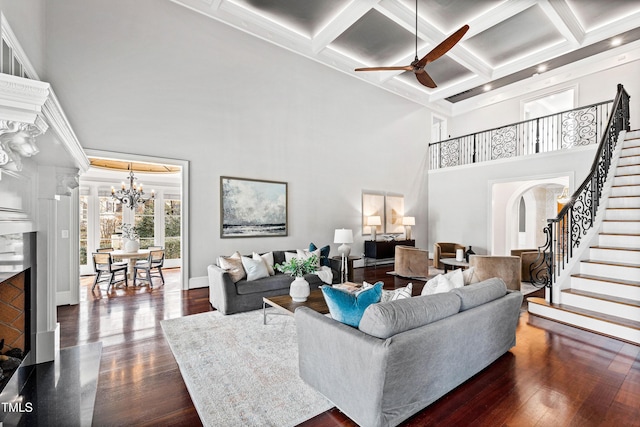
xmin=208 ymin=250 xmax=340 ymax=315
xmin=295 ymin=278 xmax=523 ymax=427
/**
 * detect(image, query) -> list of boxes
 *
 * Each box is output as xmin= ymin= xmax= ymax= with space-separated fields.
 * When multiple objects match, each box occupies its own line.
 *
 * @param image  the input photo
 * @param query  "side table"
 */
xmin=331 ymin=255 xmax=361 ymax=282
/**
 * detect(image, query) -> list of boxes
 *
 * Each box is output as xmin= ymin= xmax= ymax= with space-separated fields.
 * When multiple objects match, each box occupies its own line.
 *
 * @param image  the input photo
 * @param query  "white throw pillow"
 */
xmin=284 ymin=251 xmax=297 ymax=263
xmin=241 ymin=256 xmax=269 ymax=281
xmin=421 ymin=275 xmax=440 ymax=296
xmin=445 ymin=268 xmax=465 ymax=288
xmin=433 ymin=275 xmax=456 ymax=294
xmin=381 ymin=283 xmax=413 ymax=302
xmin=296 ymin=248 xmax=321 ymax=267
xmin=463 ymin=266 xmax=479 ymax=285
xmin=253 ymin=252 xmax=275 ymax=276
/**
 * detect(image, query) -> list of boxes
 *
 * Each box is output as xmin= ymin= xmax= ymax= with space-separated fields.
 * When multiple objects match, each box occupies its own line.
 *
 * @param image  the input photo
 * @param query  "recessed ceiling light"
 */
xmin=611 ymin=37 xmax=622 ymax=47
xmin=483 ymin=84 xmax=491 ymax=92
xmin=537 ymin=64 xmax=547 ymax=72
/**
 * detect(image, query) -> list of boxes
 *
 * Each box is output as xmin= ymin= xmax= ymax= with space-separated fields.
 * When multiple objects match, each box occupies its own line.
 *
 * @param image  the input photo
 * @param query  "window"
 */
xmin=99 ymin=196 xmax=122 ymax=249
xmin=164 ymin=199 xmax=181 ymax=260
xmin=79 ymin=195 xmax=88 ymax=265
xmin=135 ymin=200 xmax=155 ymax=249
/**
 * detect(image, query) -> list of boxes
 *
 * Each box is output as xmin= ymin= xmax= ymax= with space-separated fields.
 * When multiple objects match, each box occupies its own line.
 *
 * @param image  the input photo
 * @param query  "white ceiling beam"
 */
xmin=545 ymin=0 xmax=585 ymax=45
xmin=311 ymin=0 xmax=380 ymax=54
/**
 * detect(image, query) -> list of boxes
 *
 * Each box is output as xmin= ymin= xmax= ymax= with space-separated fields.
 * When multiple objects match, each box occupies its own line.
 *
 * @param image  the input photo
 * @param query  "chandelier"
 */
xmin=111 ymin=169 xmax=155 ymax=209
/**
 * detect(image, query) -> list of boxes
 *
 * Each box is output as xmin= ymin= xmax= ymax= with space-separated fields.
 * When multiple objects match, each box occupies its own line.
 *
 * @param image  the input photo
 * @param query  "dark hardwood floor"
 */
xmin=57 ymin=266 xmax=640 ymax=426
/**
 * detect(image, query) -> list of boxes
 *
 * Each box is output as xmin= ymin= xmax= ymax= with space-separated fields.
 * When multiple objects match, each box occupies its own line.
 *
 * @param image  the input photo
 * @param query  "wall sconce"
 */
xmin=402 ymin=216 xmax=415 ymax=240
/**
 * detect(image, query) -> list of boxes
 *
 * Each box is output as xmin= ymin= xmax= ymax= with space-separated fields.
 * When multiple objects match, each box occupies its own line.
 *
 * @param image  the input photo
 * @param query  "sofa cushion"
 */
xmin=381 ymin=283 xmax=413 ymax=303
xmin=321 ymin=282 xmax=383 ymax=327
xmin=218 ymin=253 xmax=246 ymax=283
xmin=309 ymin=243 xmax=331 ymax=267
xmin=358 ymin=292 xmax=461 ymax=339
xmin=241 ymin=256 xmax=270 ymax=281
xmin=451 ymin=277 xmax=507 ymax=311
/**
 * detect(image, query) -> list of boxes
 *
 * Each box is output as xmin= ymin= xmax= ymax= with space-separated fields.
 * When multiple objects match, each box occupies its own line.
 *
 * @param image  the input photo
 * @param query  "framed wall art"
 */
xmin=362 ymin=191 xmax=385 ymax=235
xmin=385 ymin=193 xmax=404 ymax=234
xmin=220 ymin=176 xmax=288 ymax=238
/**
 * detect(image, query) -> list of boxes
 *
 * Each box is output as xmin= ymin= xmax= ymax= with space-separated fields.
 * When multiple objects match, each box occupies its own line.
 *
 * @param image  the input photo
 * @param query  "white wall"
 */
xmin=428 ymin=146 xmax=596 ymax=256
xmin=448 ymin=60 xmax=640 ymax=139
xmin=44 ymin=0 xmax=432 ymax=283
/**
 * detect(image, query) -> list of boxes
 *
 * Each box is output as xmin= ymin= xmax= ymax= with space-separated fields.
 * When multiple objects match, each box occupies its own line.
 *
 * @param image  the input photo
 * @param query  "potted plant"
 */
xmin=275 ymin=254 xmax=318 ymax=302
xmin=121 ymin=223 xmax=140 ymax=252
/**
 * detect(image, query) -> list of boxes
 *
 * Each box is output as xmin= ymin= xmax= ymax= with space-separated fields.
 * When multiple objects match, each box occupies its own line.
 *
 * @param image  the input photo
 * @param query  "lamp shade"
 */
xmin=367 ymin=216 xmax=381 ymax=226
xmin=402 ymin=216 xmax=415 ymax=226
xmin=334 ymin=228 xmax=353 ymax=244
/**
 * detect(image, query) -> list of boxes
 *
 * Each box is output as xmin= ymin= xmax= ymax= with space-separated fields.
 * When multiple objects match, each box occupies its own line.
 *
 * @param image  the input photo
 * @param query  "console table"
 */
xmin=364 ymin=240 xmax=415 ymax=266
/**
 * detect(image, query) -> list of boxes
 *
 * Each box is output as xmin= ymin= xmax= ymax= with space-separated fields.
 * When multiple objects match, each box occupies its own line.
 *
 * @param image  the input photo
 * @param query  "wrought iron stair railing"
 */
xmin=429 ymin=99 xmax=613 ymax=170
xmin=530 ymin=84 xmax=631 ymax=303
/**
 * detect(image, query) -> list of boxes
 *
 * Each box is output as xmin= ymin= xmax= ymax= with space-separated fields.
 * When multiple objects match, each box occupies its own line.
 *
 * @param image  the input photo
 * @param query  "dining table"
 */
xmin=110 ymin=249 xmax=150 ymax=281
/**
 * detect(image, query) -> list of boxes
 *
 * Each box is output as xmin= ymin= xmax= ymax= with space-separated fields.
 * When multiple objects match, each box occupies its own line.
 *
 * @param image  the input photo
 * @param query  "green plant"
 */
xmin=275 ymin=255 xmax=318 ymax=277
xmin=121 ymin=223 xmax=139 ymax=240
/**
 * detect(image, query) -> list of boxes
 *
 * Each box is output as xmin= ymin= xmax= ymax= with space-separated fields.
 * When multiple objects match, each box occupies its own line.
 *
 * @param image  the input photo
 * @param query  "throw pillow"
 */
xmin=463 ymin=266 xmax=479 ymax=285
xmin=241 ymin=256 xmax=269 ymax=281
xmin=253 ymin=252 xmax=275 ymax=276
xmin=284 ymin=251 xmax=297 ymax=263
xmin=296 ymin=248 xmax=321 ymax=267
xmin=321 ymin=282 xmax=383 ymax=327
xmin=421 ymin=269 xmax=464 ymax=295
xmin=309 ymin=243 xmax=331 ymax=266
xmin=218 ymin=255 xmax=246 ymax=283
xmin=381 ymin=283 xmax=413 ymax=303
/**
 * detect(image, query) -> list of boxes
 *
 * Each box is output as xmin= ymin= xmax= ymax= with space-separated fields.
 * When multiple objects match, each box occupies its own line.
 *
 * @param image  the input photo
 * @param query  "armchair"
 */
xmin=510 ymin=249 xmax=548 ymax=283
xmin=433 ymin=242 xmax=465 ymax=269
xmin=469 ymin=255 xmax=521 ymax=291
xmin=394 ymin=246 xmax=430 ymax=279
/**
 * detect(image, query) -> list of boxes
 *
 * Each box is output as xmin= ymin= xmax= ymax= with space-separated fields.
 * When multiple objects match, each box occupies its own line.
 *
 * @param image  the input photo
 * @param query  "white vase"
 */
xmin=124 ymin=239 xmax=140 ymax=253
xmin=290 ymin=276 xmax=310 ymax=302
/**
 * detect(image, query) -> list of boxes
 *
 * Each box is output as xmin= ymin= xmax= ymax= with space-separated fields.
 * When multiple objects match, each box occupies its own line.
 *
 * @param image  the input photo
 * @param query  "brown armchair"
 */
xmin=510 ymin=249 xmax=548 ymax=283
xmin=469 ymin=255 xmax=521 ymax=291
xmin=394 ymin=246 xmax=430 ymax=279
xmin=433 ymin=242 xmax=465 ymax=269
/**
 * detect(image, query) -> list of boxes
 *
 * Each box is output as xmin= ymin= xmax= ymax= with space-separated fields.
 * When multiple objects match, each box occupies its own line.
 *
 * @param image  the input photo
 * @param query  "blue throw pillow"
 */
xmin=321 ymin=282 xmax=383 ymax=327
xmin=309 ymin=242 xmax=331 ymax=267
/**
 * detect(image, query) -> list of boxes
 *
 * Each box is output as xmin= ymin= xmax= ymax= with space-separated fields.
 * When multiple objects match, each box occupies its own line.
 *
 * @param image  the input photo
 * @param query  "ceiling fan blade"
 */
xmin=415 ymin=69 xmax=437 ymax=88
xmin=416 ymin=24 xmax=469 ymax=68
xmin=355 ymin=66 xmax=413 ymax=72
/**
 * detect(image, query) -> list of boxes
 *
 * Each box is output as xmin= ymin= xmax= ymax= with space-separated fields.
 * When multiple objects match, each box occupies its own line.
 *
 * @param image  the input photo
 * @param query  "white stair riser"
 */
xmin=580 ymin=261 xmax=640 ymax=281
xmin=622 ymin=146 xmax=640 ymax=154
xmin=560 ymin=292 xmax=640 ymax=320
xmin=571 ymin=277 xmax=640 ymax=300
xmin=619 ymin=156 xmax=640 ymax=166
xmin=604 ymin=209 xmax=640 ymax=220
xmin=601 ymin=221 xmax=640 ymax=234
xmin=611 ymin=186 xmax=640 ymax=197
xmin=589 ymin=247 xmax=640 ymax=264
xmin=613 ymin=175 xmax=640 ymax=186
xmin=598 ymin=234 xmax=640 ymax=248
xmin=617 ymin=165 xmax=640 ymax=176
xmin=528 ymin=302 xmax=640 ymax=344
xmin=608 ymin=197 xmax=640 ymax=208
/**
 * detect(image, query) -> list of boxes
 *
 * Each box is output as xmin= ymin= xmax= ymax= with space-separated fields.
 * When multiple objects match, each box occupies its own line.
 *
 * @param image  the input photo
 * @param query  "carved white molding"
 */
xmin=0 ymin=119 xmax=47 ymax=171
xmin=56 ymin=168 xmax=80 ymax=196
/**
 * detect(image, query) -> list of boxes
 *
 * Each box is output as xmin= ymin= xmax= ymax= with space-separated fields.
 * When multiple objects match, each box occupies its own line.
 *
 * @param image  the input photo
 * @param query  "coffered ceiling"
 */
xmin=171 ymin=0 xmax=640 ymax=112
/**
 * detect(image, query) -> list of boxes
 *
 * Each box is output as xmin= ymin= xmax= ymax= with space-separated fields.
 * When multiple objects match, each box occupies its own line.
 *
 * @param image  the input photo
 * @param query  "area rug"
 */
xmin=161 ymin=310 xmax=332 ymax=427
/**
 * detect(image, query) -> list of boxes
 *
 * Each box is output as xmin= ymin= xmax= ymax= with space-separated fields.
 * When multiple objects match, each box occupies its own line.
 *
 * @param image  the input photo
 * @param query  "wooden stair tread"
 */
xmin=572 ymin=273 xmax=640 ymax=288
xmin=599 ymin=232 xmax=640 ymax=236
xmin=561 ymin=288 xmax=640 ymax=307
xmin=528 ymin=297 xmax=640 ymax=330
xmin=590 ymin=245 xmax=640 ymax=252
xmin=583 ymin=259 xmax=640 ymax=268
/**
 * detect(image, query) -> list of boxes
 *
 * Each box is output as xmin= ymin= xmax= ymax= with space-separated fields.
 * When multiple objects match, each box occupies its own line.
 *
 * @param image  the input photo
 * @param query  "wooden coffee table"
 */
xmin=262 ymin=289 xmax=330 ymax=325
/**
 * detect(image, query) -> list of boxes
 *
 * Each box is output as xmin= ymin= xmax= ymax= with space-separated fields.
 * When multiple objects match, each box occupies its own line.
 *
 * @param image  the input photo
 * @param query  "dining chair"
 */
xmin=96 ymin=247 xmax=114 ymax=252
xmin=92 ymin=252 xmax=128 ymax=291
xmin=148 ymin=246 xmax=163 ymax=251
xmin=134 ymin=249 xmax=165 ymax=287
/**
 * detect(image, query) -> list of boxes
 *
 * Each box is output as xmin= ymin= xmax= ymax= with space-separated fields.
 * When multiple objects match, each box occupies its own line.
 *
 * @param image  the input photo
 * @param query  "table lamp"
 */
xmin=367 ymin=216 xmax=381 ymax=241
xmin=334 ymin=228 xmax=353 ymax=283
xmin=402 ymin=216 xmax=415 ymax=240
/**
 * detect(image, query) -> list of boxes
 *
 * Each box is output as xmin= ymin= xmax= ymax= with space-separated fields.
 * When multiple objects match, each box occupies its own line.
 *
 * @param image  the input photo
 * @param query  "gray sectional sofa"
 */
xmin=295 ymin=278 xmax=523 ymax=427
xmin=208 ymin=250 xmax=340 ymax=315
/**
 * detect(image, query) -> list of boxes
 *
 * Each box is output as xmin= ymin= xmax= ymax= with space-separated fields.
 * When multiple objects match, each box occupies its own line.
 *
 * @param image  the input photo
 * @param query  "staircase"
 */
xmin=528 ymin=131 xmax=640 ymax=344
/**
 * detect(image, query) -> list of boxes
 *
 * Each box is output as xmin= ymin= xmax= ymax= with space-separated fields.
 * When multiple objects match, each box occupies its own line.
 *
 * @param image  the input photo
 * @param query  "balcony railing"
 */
xmin=530 ymin=84 xmax=630 ymax=303
xmin=429 ymin=100 xmax=613 ymax=170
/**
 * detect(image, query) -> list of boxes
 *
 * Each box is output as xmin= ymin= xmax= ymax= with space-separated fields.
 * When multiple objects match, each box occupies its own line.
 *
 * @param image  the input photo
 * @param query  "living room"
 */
xmin=0 ymin=0 xmax=639 ymax=426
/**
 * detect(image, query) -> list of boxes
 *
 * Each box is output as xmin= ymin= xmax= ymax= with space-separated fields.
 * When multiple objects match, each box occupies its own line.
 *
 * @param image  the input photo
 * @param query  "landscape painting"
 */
xmin=220 ymin=176 xmax=287 ymax=238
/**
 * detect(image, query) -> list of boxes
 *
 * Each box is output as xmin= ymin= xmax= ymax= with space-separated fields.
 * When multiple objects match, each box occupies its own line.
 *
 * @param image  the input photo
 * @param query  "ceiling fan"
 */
xmin=354 ymin=0 xmax=469 ymax=88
